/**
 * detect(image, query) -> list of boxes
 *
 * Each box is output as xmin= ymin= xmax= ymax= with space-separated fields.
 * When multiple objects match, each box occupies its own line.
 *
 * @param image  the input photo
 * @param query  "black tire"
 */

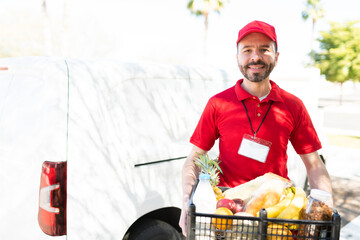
xmin=128 ymin=219 xmax=183 ymax=240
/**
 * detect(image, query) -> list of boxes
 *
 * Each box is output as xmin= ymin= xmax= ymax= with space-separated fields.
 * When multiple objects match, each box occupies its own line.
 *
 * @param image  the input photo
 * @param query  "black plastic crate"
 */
xmin=187 ymin=183 xmax=341 ymax=240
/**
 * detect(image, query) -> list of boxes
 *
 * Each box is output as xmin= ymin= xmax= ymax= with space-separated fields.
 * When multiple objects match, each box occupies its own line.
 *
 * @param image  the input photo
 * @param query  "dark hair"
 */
xmin=274 ymin=42 xmax=278 ymax=53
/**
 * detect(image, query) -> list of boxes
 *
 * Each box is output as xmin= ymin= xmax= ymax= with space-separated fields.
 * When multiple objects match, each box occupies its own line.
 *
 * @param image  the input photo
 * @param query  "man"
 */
xmin=179 ymin=20 xmax=332 ymax=236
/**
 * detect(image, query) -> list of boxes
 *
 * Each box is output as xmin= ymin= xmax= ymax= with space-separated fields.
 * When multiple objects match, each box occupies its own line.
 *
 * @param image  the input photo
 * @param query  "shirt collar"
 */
xmin=235 ymin=79 xmax=283 ymax=102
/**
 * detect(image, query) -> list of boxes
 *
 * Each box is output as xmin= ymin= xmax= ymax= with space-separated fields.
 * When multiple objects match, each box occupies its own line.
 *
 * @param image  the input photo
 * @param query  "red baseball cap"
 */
xmin=236 ymin=20 xmax=277 ymax=46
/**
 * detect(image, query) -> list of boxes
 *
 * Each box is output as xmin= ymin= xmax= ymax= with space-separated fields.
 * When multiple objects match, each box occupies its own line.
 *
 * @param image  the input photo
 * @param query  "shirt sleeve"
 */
xmin=190 ymin=98 xmax=219 ymax=151
xmin=290 ymin=100 xmax=322 ymax=154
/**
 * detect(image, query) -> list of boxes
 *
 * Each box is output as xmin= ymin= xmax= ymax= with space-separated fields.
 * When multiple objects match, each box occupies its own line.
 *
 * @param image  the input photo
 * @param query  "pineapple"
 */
xmin=194 ymin=154 xmax=225 ymax=201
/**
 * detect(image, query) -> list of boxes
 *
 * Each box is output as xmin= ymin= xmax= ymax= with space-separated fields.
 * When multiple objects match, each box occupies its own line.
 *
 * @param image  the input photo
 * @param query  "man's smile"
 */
xmin=247 ymin=64 xmax=265 ymax=73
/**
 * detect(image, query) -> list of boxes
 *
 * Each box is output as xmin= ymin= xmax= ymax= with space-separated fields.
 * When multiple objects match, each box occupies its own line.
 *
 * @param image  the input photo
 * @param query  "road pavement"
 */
xmin=318 ymin=81 xmax=360 ymax=240
xmin=326 ymin=146 xmax=360 ymax=227
xmin=319 ymin=80 xmax=360 ymax=137
xmin=325 ymin=145 xmax=360 ymax=240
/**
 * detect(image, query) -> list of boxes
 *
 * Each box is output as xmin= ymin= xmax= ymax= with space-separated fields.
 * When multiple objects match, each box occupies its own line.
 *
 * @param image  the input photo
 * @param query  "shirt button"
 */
xmin=252 ymin=97 xmax=256 ymax=100
xmin=257 ymin=113 xmax=261 ymax=117
xmin=257 ymin=104 xmax=260 ymax=107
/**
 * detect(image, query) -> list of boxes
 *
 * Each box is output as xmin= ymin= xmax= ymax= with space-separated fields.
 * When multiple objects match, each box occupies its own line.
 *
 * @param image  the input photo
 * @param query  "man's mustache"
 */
xmin=246 ymin=61 xmax=267 ymax=68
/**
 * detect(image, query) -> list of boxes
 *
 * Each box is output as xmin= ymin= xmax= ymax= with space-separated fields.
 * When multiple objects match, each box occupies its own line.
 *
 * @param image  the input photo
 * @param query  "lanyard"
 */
xmin=241 ymin=100 xmax=273 ymax=138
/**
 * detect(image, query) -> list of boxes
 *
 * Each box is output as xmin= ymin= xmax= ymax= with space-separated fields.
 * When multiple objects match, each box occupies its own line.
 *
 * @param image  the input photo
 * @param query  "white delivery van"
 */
xmin=0 ymin=57 xmax=319 ymax=240
xmin=0 ymin=57 xmax=236 ymax=240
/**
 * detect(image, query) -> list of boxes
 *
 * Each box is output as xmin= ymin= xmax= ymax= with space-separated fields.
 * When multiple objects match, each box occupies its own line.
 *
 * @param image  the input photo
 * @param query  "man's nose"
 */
xmin=250 ymin=50 xmax=261 ymax=62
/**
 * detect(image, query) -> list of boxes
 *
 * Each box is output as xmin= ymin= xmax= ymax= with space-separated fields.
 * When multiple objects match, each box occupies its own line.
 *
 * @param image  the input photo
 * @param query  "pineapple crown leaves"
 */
xmin=208 ymin=168 xmax=220 ymax=186
xmin=194 ymin=153 xmax=223 ymax=186
xmin=194 ymin=153 xmax=223 ymax=174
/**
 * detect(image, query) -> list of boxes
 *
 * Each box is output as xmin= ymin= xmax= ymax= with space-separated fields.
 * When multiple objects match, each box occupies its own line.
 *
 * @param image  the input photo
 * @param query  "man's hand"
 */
xmin=179 ymin=145 xmax=207 ymax=236
xmin=179 ymin=195 xmax=189 ymax=236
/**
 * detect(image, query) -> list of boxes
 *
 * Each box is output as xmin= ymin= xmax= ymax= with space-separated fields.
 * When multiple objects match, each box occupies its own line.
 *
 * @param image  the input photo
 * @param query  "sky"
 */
xmin=0 ymin=0 xmax=359 ymax=75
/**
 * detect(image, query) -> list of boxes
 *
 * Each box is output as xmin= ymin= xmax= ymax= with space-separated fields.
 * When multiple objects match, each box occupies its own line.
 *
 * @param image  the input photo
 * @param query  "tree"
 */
xmin=313 ymin=21 xmax=360 ymax=104
xmin=301 ymin=0 xmax=325 ymax=63
xmin=187 ymin=0 xmax=227 ymax=57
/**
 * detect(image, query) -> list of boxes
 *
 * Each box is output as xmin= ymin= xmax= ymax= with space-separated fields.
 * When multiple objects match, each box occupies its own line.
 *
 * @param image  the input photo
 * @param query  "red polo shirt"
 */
xmin=190 ymin=79 xmax=321 ymax=187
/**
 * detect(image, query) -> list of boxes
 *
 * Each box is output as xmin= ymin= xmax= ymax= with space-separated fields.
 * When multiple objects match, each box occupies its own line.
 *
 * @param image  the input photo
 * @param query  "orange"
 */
xmin=267 ymin=224 xmax=293 ymax=240
xmin=212 ymin=207 xmax=233 ymax=230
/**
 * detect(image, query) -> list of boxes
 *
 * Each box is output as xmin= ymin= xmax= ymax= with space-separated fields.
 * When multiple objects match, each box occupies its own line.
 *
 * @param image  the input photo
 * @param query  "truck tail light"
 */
xmin=38 ymin=161 xmax=67 ymax=236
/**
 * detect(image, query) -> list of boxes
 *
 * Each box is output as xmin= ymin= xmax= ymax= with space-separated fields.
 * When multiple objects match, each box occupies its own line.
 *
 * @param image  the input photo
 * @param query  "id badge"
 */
xmin=238 ymin=134 xmax=272 ymax=163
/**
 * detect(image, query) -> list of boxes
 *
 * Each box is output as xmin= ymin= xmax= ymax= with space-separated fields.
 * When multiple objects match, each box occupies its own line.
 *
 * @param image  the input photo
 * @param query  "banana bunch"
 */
xmin=257 ymin=187 xmax=294 ymax=218
xmin=277 ymin=187 xmax=306 ymax=220
xmin=257 ymin=187 xmax=307 ymax=221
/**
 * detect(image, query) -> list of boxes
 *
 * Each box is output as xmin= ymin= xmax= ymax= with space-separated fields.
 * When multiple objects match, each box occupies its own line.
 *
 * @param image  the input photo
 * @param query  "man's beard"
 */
xmin=239 ymin=60 xmax=275 ymax=82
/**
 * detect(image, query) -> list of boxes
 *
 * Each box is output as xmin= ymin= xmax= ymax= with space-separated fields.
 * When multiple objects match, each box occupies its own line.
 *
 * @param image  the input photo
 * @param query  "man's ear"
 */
xmin=235 ymin=53 xmax=240 ymax=65
xmin=275 ymin=52 xmax=280 ymax=66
